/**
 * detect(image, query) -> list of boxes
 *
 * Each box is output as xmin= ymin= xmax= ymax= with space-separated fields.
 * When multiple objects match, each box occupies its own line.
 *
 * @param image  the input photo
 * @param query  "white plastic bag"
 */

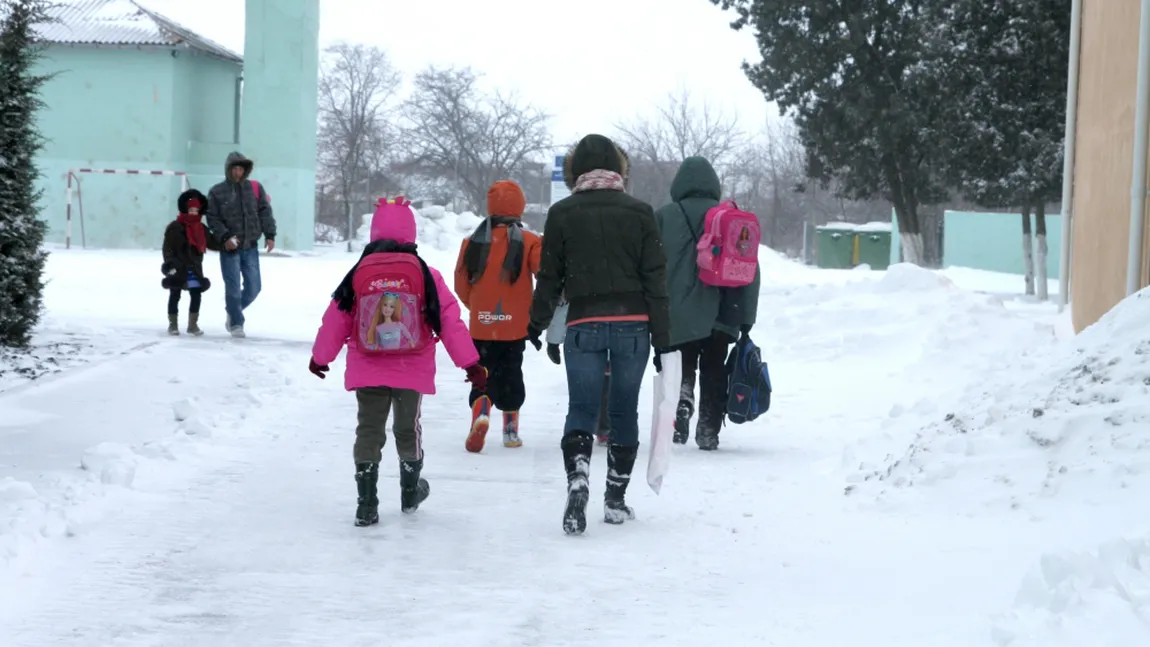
xmin=647 ymin=350 xmax=681 ymax=494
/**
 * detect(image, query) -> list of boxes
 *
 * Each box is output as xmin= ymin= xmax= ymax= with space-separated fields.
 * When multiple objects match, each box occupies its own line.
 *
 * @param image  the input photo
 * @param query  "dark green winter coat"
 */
xmin=529 ymin=134 xmax=672 ymax=348
xmin=654 ymin=156 xmax=760 ymax=347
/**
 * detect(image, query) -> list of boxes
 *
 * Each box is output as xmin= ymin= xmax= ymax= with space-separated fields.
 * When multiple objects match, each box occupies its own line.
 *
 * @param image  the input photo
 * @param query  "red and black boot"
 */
xmin=466 ymin=395 xmax=492 ymax=453
xmin=503 ymin=410 xmax=523 ymax=448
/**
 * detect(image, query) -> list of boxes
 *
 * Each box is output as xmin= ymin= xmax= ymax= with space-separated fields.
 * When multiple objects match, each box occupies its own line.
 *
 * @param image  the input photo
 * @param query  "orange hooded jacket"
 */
xmin=454 ymin=181 xmax=543 ymax=341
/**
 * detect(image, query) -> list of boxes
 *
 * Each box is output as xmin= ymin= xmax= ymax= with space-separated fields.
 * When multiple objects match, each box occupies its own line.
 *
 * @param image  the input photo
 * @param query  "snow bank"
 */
xmin=991 ymin=533 xmax=1150 ymax=647
xmin=850 ymin=287 xmax=1150 ymax=507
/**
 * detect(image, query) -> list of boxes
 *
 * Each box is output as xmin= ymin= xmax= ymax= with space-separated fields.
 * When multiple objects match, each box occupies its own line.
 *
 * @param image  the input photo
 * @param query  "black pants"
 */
xmin=675 ymin=331 xmax=732 ymax=431
xmin=469 ymin=339 xmax=526 ymax=411
xmin=168 ymin=288 xmax=202 ymax=315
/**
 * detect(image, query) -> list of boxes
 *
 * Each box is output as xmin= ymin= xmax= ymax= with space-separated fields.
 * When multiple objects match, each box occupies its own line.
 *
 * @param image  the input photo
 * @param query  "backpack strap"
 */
xmin=676 ymin=202 xmax=700 ymax=244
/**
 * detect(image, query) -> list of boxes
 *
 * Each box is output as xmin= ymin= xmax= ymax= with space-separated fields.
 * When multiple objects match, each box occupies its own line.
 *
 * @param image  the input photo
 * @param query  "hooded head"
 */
xmin=487 ymin=180 xmax=526 ymax=217
xmin=177 ymin=188 xmax=208 ymax=215
xmin=370 ymin=196 xmax=417 ymax=244
xmin=562 ymin=134 xmax=630 ymax=190
xmin=669 ymin=156 xmax=721 ymax=202
xmin=225 ymin=151 xmax=254 ymax=184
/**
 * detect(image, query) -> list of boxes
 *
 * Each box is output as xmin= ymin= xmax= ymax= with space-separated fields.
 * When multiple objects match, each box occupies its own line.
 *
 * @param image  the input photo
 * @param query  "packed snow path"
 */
xmin=3 ymin=336 xmax=1012 ymax=646
xmin=3 ymin=247 xmax=1138 ymax=646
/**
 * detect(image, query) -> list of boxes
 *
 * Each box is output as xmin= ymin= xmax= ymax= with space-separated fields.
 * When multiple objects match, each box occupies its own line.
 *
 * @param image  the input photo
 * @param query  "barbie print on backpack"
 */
xmin=308 ymin=197 xmax=487 ymax=527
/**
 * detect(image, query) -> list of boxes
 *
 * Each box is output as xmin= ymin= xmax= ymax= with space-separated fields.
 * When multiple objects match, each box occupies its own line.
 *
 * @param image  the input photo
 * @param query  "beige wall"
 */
xmin=1070 ymin=0 xmax=1150 ymax=332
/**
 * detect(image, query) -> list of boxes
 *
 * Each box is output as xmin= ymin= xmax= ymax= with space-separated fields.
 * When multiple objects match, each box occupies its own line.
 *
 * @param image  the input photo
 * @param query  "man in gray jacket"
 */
xmin=205 ymin=151 xmax=276 ymax=338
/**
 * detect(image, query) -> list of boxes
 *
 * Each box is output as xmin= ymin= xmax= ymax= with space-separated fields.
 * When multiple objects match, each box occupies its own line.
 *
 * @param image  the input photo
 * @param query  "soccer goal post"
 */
xmin=65 ymin=168 xmax=191 ymax=249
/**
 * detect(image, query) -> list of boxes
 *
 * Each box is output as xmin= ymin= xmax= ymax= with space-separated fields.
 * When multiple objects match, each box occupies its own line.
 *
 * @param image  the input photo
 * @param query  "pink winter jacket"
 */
xmin=311 ymin=199 xmax=479 ymax=394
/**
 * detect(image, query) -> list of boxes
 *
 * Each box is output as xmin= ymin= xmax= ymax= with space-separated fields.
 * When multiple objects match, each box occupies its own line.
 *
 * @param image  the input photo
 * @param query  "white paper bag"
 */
xmin=647 ymin=350 xmax=681 ymax=494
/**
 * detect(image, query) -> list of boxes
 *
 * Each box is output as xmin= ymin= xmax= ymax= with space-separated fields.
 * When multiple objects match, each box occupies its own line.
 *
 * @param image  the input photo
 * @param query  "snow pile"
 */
xmin=991 ymin=533 xmax=1150 ymax=647
xmin=0 ymin=336 xmax=92 ymax=392
xmin=354 ymin=205 xmax=483 ymax=253
xmin=850 ymin=287 xmax=1150 ymax=507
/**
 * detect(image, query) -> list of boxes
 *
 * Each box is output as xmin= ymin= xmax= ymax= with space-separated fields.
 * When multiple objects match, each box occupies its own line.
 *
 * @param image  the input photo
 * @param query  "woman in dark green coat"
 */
xmin=654 ymin=156 xmax=760 ymax=450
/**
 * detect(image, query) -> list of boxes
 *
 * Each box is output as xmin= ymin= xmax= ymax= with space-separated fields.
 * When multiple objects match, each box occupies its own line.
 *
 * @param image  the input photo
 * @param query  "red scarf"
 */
xmin=177 ymin=213 xmax=207 ymax=254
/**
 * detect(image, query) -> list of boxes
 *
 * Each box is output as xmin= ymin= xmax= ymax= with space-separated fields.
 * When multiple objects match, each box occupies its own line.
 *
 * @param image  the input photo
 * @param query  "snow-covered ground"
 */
xmin=0 ymin=209 xmax=1143 ymax=646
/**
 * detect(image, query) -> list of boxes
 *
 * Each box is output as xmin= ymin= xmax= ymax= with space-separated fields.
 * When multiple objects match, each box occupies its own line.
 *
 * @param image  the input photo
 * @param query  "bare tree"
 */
xmin=317 ymin=43 xmax=402 ymax=241
xmin=400 ymin=66 xmax=552 ymax=214
xmin=614 ymin=89 xmax=744 ymax=205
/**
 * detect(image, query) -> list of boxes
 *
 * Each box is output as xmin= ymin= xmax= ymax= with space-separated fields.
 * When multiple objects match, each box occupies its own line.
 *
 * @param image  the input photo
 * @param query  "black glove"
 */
xmin=526 ymin=325 xmax=543 ymax=351
xmin=161 ymin=262 xmax=173 ymax=276
xmin=652 ymin=347 xmax=671 ymax=373
xmin=308 ymin=358 xmax=330 ymax=379
xmin=547 ymin=343 xmax=561 ymax=365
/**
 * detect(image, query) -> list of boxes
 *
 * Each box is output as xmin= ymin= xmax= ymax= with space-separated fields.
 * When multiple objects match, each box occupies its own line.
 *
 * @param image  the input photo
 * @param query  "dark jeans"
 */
xmin=167 ymin=288 xmax=202 ymax=315
xmin=468 ymin=339 xmax=526 ymax=411
xmin=676 ymin=330 xmax=732 ymax=432
xmin=563 ymin=322 xmax=650 ymax=447
xmin=219 ymin=247 xmax=261 ymax=327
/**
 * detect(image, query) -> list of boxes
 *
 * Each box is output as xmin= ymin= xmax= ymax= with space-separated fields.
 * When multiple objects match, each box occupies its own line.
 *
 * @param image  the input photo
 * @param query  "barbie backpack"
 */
xmin=352 ymin=253 xmax=432 ymax=355
xmin=680 ymin=200 xmax=760 ymax=287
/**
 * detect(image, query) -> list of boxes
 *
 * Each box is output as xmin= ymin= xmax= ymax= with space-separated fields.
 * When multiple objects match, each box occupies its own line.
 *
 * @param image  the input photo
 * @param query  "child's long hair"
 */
xmin=366 ymin=294 xmax=404 ymax=345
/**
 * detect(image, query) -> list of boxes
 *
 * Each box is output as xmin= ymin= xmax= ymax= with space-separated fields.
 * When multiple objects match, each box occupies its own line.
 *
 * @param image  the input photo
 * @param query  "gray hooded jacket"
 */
xmin=205 ymin=151 xmax=276 ymax=246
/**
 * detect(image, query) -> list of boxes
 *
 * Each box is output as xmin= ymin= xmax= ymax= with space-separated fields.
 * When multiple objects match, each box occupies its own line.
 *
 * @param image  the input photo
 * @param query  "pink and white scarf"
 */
xmin=573 ymin=169 xmax=625 ymax=193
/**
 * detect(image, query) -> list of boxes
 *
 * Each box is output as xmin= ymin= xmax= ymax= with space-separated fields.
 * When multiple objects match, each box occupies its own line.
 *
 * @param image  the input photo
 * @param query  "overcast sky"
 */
xmin=140 ymin=0 xmax=779 ymax=143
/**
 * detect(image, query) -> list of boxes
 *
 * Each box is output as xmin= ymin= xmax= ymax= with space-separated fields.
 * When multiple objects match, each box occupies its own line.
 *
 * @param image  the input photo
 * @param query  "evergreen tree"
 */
xmin=0 ymin=0 xmax=51 ymax=348
xmin=710 ymin=0 xmax=954 ymax=266
xmin=941 ymin=0 xmax=1070 ymax=297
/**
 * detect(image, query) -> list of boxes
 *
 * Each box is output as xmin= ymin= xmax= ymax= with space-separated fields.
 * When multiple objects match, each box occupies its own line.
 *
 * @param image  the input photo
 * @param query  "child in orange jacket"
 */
xmin=454 ymin=181 xmax=543 ymax=452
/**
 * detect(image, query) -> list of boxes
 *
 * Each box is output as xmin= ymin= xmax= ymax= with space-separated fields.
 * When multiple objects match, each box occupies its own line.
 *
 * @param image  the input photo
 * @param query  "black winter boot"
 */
xmin=560 ymin=432 xmax=594 ymax=535
xmin=673 ymin=398 xmax=693 ymax=445
xmin=354 ymin=462 xmax=380 ymax=526
xmin=604 ymin=444 xmax=638 ymax=524
xmin=399 ymin=458 xmax=430 ymax=514
xmin=696 ymin=412 xmax=721 ymax=451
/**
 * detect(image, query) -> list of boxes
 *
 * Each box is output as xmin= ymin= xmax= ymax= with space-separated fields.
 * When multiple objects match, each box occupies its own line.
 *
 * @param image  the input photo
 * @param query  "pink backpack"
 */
xmin=250 ymin=180 xmax=268 ymax=202
xmin=680 ymin=200 xmax=760 ymax=287
xmin=352 ymin=253 xmax=432 ymax=355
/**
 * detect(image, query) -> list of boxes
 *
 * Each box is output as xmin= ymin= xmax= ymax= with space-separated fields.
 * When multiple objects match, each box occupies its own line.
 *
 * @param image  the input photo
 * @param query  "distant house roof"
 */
xmin=37 ymin=0 xmax=241 ymax=63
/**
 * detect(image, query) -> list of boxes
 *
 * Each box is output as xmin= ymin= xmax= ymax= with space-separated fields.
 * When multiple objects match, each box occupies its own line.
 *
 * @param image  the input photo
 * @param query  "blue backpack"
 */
xmin=726 ymin=333 xmax=772 ymax=424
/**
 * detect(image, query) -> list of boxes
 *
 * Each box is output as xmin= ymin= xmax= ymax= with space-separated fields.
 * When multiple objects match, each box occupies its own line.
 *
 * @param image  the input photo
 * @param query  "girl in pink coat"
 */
xmin=309 ymin=197 xmax=487 ymax=527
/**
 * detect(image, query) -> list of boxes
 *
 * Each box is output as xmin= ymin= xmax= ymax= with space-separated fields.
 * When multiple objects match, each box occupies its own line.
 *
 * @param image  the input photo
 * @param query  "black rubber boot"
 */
xmin=604 ymin=444 xmax=638 ymax=524
xmin=354 ymin=462 xmax=380 ymax=526
xmin=673 ymin=399 xmax=693 ymax=445
xmin=399 ymin=459 xmax=430 ymax=514
xmin=696 ymin=412 xmax=721 ymax=451
xmin=561 ymin=432 xmax=594 ymax=536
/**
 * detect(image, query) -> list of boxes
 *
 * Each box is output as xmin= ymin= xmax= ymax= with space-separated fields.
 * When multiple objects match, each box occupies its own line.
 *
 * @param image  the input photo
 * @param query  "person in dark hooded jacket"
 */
xmin=527 ymin=133 xmax=670 ymax=536
xmin=204 ymin=151 xmax=276 ymax=338
xmin=162 ymin=189 xmax=212 ymax=336
xmin=654 ymin=156 xmax=760 ymax=450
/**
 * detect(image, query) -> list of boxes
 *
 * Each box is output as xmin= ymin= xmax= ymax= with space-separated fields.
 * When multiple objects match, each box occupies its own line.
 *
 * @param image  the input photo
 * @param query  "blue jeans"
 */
xmin=219 ymin=248 xmax=262 ymax=327
xmin=563 ymin=322 xmax=651 ymax=447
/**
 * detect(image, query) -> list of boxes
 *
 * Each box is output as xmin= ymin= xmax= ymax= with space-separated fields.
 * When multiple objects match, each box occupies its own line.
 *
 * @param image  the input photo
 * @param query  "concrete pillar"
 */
xmin=240 ymin=0 xmax=319 ymax=251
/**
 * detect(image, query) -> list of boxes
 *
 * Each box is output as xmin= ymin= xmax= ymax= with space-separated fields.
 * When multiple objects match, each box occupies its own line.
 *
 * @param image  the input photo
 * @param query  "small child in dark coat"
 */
xmin=162 ymin=189 xmax=212 ymax=336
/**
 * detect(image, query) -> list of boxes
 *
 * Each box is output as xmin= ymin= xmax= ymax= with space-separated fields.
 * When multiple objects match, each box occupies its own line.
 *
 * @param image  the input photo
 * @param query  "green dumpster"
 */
xmin=816 ymin=225 xmax=856 ymax=269
xmin=854 ymin=225 xmax=892 ymax=270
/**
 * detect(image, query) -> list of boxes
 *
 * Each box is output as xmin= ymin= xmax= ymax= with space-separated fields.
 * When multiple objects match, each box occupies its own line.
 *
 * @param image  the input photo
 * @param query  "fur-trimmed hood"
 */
xmin=177 ymin=188 xmax=208 ymax=214
xmin=561 ymin=134 xmax=631 ymax=190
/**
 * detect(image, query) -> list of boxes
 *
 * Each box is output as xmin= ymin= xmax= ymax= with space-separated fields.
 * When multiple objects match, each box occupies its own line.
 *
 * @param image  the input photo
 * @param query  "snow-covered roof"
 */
xmin=854 ymin=221 xmax=893 ymax=233
xmin=37 ymin=0 xmax=241 ymax=63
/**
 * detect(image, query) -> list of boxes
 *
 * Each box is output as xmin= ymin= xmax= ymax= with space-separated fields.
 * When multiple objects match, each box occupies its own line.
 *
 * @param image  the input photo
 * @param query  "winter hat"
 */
xmin=369 ymin=196 xmax=417 ymax=244
xmin=567 ymin=134 xmax=627 ymax=187
xmin=487 ymin=180 xmax=526 ymax=217
xmin=186 ymin=197 xmax=202 ymax=211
